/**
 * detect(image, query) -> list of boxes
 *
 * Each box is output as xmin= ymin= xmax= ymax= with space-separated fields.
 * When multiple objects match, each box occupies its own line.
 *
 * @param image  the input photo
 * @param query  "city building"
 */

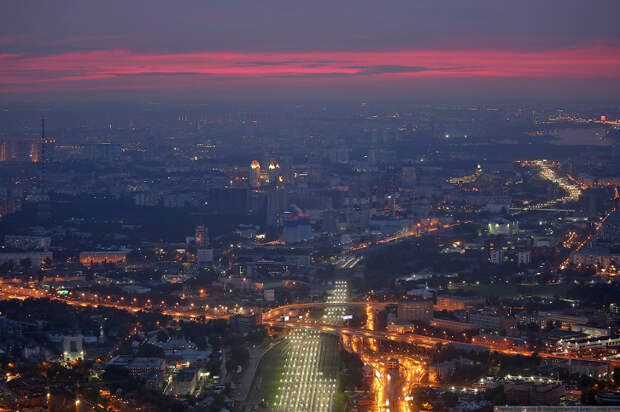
xmin=281 ymin=209 xmax=313 ymax=244
xmin=570 ymin=248 xmax=620 ymax=269
xmin=504 ymin=380 xmax=565 ymax=405
xmin=429 ymin=318 xmax=476 ymax=333
xmin=428 ymin=358 xmax=473 ymax=382
xmin=79 ymin=250 xmax=129 ymax=267
xmin=195 ymin=225 xmax=209 ymax=248
xmin=558 ymin=335 xmax=620 ymax=352
xmin=397 ymin=299 xmax=433 ymax=323
xmin=3 ymin=235 xmax=51 ymax=251
xmin=435 ymin=295 xmax=485 ymax=311
xmin=0 ymin=251 xmax=53 ymax=268
xmin=517 ymin=250 xmax=532 ymax=265
xmin=107 ymin=355 xmax=167 ymax=378
xmin=62 ymin=336 xmax=84 ymax=363
xmin=468 ymin=311 xmax=517 ymax=333
xmin=250 ymin=160 xmax=261 ymax=188
xmin=490 ymin=249 xmax=504 ymax=264
xmin=487 ymin=219 xmax=519 ymax=236
xmin=196 ymin=248 xmax=214 ymax=264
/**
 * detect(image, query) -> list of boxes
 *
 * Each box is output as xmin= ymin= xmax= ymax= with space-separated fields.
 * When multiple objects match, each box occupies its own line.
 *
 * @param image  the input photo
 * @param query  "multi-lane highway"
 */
xmin=272 ymin=280 xmax=348 ymax=412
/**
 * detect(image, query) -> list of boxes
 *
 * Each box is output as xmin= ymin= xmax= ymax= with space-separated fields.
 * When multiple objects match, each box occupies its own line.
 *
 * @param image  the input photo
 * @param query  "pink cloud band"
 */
xmin=1 ymin=46 xmax=619 ymax=93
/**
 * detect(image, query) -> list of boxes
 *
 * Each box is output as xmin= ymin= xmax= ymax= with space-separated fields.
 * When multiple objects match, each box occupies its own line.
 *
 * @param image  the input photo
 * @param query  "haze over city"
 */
xmin=1 ymin=2 xmax=620 ymax=412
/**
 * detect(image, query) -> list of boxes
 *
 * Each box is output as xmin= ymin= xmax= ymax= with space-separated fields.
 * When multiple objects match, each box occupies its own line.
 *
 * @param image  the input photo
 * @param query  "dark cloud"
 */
xmin=346 ymin=65 xmax=458 ymax=74
xmin=112 ymin=72 xmax=214 ymax=77
xmin=237 ymin=61 xmax=300 ymax=66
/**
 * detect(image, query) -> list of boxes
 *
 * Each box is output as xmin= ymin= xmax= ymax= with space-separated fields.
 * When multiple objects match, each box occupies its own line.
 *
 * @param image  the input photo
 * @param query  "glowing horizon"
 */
xmin=2 ymin=45 xmax=619 ymax=94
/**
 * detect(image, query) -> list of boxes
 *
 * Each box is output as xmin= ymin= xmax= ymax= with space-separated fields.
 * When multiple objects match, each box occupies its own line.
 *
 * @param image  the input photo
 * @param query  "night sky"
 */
xmin=2 ymin=0 xmax=619 ymax=102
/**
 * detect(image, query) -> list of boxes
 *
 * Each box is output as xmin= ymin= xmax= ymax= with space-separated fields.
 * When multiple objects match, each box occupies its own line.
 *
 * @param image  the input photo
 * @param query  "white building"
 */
xmin=490 ymin=249 xmax=504 ymax=264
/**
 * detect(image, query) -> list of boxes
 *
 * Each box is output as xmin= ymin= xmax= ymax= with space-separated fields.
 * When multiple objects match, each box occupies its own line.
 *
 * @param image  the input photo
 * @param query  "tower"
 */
xmin=250 ymin=160 xmax=261 ymax=188
xmin=35 ymin=117 xmax=52 ymax=219
xmin=370 ymin=186 xmax=377 ymax=217
xmin=41 ymin=117 xmax=45 ymax=164
xmin=267 ymin=161 xmax=280 ymax=184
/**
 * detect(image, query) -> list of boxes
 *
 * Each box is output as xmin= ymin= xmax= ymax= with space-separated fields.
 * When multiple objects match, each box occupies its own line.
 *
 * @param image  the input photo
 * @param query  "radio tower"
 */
xmin=40 ymin=117 xmax=46 ymax=191
xmin=36 ymin=116 xmax=51 ymax=220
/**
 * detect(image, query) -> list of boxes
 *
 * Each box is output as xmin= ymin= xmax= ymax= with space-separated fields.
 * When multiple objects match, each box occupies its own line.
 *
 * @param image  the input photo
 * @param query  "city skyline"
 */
xmin=1 ymin=2 xmax=620 ymax=412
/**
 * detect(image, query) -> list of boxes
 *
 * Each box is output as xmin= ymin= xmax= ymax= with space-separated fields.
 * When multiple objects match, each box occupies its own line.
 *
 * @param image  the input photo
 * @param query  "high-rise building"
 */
xmin=281 ymin=209 xmax=313 ymax=244
xmin=195 ymin=225 xmax=209 ymax=248
xmin=250 ymin=160 xmax=261 ymax=188
xmin=266 ymin=189 xmax=288 ymax=225
xmin=267 ymin=161 xmax=280 ymax=184
xmin=30 ymin=140 xmax=41 ymax=162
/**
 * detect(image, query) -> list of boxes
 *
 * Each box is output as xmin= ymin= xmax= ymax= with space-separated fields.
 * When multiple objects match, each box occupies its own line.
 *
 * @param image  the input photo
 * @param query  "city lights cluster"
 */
xmin=273 ymin=281 xmax=348 ymax=412
xmin=529 ymin=161 xmax=582 ymax=209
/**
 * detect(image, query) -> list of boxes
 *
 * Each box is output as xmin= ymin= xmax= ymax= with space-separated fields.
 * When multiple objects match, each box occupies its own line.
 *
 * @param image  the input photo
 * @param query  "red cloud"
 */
xmin=1 ymin=46 xmax=619 ymax=93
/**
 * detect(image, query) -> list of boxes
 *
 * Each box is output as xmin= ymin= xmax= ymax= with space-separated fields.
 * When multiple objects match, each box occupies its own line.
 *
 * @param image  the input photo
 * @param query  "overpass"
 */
xmin=262 ymin=301 xmax=395 ymax=320
xmin=262 ymin=319 xmax=620 ymax=369
xmin=262 ymin=319 xmax=454 ymax=347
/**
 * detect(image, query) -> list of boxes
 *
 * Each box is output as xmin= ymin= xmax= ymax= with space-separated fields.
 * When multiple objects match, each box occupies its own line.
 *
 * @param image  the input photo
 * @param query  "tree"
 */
xmin=156 ymin=329 xmax=169 ymax=342
xmin=192 ymin=335 xmax=208 ymax=351
xmin=442 ymin=391 xmax=458 ymax=408
xmin=136 ymin=343 xmax=164 ymax=358
xmin=230 ymin=344 xmax=249 ymax=368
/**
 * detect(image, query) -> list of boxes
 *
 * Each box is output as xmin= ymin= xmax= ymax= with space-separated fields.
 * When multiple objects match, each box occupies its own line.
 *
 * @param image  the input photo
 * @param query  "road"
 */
xmin=520 ymin=160 xmax=582 ymax=211
xmin=263 ymin=316 xmax=620 ymax=369
xmin=0 ymin=284 xmax=231 ymax=320
xmin=272 ymin=280 xmax=348 ymax=412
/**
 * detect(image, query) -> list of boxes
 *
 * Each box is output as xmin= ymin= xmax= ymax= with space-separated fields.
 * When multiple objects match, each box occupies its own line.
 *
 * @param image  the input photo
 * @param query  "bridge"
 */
xmin=262 ymin=301 xmax=395 ymax=320
xmin=262 ymin=319 xmax=620 ymax=369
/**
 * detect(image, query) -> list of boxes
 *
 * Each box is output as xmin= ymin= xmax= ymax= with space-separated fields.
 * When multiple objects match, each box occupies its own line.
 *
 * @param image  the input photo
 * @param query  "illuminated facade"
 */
xmin=250 ymin=160 xmax=261 ymax=188
xmin=79 ymin=250 xmax=129 ymax=266
xmin=62 ymin=336 xmax=85 ymax=363
xmin=435 ymin=295 xmax=485 ymax=311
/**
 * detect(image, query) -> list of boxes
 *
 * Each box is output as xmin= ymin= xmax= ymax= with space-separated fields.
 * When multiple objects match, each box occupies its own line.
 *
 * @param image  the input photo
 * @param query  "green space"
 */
xmin=244 ymin=340 xmax=286 ymax=411
xmin=451 ymin=282 xmax=570 ymax=298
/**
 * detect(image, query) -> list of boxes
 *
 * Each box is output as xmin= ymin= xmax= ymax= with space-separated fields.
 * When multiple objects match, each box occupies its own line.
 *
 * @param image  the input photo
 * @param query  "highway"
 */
xmin=272 ymin=280 xmax=348 ymax=412
xmin=0 ymin=284 xmax=231 ymax=320
xmin=262 ymin=313 xmax=620 ymax=369
xmin=520 ymin=160 xmax=582 ymax=211
xmin=4 ymin=283 xmax=618 ymax=371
